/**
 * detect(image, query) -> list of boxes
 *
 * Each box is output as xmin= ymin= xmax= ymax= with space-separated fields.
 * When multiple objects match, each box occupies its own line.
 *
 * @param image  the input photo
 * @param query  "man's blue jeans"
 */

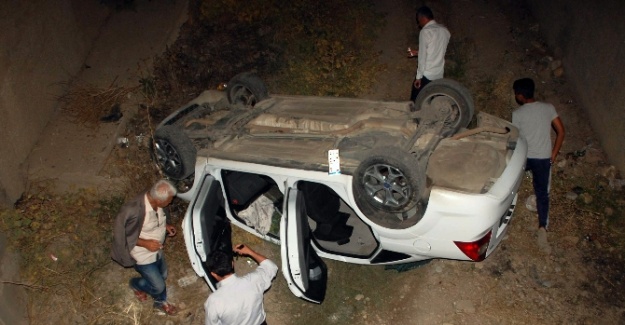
xmin=526 ymin=158 xmax=551 ymax=228
xmin=130 ymin=254 xmax=168 ymax=305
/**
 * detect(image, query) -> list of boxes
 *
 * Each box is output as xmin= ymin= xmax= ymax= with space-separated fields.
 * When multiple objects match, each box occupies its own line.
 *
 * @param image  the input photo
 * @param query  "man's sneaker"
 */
xmin=130 ymin=287 xmax=148 ymax=302
xmin=154 ymin=302 xmax=178 ymax=316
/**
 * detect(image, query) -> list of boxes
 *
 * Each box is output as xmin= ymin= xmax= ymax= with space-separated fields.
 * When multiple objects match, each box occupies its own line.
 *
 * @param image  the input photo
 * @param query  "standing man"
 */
xmin=205 ymin=244 xmax=278 ymax=325
xmin=111 ymin=179 xmax=179 ymax=315
xmin=408 ymin=6 xmax=451 ymax=101
xmin=512 ymin=78 xmax=565 ymax=254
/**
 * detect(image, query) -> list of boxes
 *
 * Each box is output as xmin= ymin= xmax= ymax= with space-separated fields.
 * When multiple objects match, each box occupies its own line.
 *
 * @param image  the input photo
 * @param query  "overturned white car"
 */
xmin=153 ymin=73 xmax=527 ymax=303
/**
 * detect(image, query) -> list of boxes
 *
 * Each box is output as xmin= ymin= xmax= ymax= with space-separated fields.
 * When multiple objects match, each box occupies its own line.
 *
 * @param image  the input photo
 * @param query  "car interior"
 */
xmin=219 ymin=170 xmax=379 ymax=258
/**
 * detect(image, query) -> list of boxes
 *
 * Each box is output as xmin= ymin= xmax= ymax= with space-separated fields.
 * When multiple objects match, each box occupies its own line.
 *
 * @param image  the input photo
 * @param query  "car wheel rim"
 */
xmin=231 ymin=85 xmax=258 ymax=107
xmin=362 ymin=163 xmax=411 ymax=208
xmin=154 ymin=139 xmax=183 ymax=177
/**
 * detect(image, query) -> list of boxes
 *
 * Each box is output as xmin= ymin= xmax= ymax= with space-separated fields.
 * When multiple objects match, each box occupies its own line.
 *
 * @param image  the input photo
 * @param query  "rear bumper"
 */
xmin=372 ymin=137 xmax=528 ymax=262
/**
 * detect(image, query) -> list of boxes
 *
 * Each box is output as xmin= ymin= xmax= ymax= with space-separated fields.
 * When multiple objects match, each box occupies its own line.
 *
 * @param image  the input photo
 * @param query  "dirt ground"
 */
xmin=146 ymin=1 xmax=625 ymax=324
xmin=9 ymin=0 xmax=625 ymax=324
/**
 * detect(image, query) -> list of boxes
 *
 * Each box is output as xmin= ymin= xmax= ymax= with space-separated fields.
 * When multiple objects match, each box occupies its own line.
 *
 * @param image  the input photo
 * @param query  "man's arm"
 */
xmin=551 ymin=116 xmax=565 ymax=163
xmin=416 ymin=29 xmax=430 ymax=80
xmin=111 ymin=198 xmax=143 ymax=267
xmin=136 ymin=238 xmax=162 ymax=252
xmin=234 ymin=244 xmax=267 ymax=264
xmin=205 ymin=297 xmax=221 ymax=325
xmin=135 ymin=224 xmax=176 ymax=251
xmin=235 ymin=244 xmax=278 ymax=291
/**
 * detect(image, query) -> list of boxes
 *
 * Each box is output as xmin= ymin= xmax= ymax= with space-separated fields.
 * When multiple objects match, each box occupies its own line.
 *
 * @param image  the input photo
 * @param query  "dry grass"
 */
xmin=0 ymin=185 xmax=127 ymax=324
xmin=58 ymin=82 xmax=138 ymax=127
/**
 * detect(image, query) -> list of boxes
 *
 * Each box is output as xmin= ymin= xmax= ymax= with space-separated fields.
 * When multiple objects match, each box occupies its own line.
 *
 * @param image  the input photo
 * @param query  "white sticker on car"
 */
xmin=328 ymin=149 xmax=341 ymax=175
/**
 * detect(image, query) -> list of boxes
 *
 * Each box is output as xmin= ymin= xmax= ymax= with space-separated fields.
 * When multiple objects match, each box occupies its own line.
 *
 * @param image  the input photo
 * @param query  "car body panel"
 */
xmin=161 ymin=92 xmax=422 ymax=173
xmin=182 ymin=132 xmax=525 ymax=266
xmin=216 ymin=137 xmax=337 ymax=168
xmin=167 ymin=82 xmax=528 ymax=303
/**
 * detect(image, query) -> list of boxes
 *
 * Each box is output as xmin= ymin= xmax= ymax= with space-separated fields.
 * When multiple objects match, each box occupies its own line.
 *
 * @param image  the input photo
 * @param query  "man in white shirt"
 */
xmin=408 ymin=6 xmax=451 ymax=101
xmin=204 ymin=244 xmax=278 ymax=325
xmin=511 ymin=78 xmax=565 ymax=254
xmin=111 ymin=179 xmax=179 ymax=315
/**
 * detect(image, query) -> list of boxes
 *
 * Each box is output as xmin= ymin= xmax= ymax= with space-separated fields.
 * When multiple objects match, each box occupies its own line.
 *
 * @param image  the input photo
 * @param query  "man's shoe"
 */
xmin=154 ymin=302 xmax=178 ymax=316
xmin=130 ymin=287 xmax=148 ymax=302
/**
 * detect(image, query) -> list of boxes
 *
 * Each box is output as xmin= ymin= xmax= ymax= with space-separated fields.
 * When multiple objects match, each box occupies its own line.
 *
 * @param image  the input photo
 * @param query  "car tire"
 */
xmin=414 ymin=78 xmax=474 ymax=136
xmin=152 ymin=125 xmax=197 ymax=180
xmin=352 ymin=147 xmax=426 ymax=229
xmin=227 ymin=72 xmax=269 ymax=108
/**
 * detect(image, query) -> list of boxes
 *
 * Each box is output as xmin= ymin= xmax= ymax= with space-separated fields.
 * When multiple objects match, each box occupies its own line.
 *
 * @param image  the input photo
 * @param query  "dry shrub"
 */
xmin=58 ymin=83 xmax=137 ymax=127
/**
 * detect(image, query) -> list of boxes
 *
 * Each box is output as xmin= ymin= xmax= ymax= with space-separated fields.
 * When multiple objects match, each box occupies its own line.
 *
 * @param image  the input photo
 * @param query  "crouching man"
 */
xmin=205 ymin=244 xmax=278 ymax=325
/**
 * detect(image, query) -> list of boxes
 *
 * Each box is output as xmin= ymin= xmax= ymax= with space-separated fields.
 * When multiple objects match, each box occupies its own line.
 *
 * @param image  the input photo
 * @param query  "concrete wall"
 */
xmin=0 ymin=2 xmax=109 ymax=323
xmin=0 ymin=0 xmax=108 ymax=206
xmin=524 ymin=0 xmax=625 ymax=174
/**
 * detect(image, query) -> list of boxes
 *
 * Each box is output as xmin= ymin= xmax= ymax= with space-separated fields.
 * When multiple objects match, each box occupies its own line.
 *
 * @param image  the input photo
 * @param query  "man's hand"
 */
xmin=414 ymin=78 xmax=422 ymax=89
xmin=166 ymin=224 xmax=177 ymax=237
xmin=234 ymin=244 xmax=254 ymax=256
xmin=234 ymin=244 xmax=268 ymax=264
xmin=137 ymin=238 xmax=162 ymax=252
xmin=407 ymin=47 xmax=418 ymax=57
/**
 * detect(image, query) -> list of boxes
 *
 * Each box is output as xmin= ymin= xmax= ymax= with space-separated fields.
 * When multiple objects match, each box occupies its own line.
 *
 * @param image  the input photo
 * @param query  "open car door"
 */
xmin=280 ymin=187 xmax=328 ymax=303
xmin=187 ymin=174 xmax=233 ymax=291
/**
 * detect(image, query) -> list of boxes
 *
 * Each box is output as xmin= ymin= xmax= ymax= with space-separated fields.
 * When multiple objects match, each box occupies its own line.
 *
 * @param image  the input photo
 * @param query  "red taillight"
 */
xmin=454 ymin=230 xmax=492 ymax=262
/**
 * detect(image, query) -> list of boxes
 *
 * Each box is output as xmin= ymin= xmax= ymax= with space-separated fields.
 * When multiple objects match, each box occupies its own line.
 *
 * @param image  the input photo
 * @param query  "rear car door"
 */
xmin=280 ymin=187 xmax=328 ymax=303
xmin=184 ymin=174 xmax=233 ymax=291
